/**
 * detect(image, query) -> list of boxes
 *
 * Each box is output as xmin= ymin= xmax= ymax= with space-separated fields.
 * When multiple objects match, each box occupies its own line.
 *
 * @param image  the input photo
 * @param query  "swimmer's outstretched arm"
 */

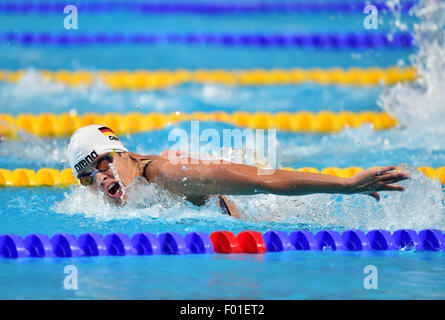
xmin=146 ymin=157 xmax=410 ymax=202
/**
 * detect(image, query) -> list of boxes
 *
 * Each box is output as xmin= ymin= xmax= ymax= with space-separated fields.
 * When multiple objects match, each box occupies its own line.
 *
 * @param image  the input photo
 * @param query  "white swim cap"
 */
xmin=67 ymin=124 xmax=128 ymax=175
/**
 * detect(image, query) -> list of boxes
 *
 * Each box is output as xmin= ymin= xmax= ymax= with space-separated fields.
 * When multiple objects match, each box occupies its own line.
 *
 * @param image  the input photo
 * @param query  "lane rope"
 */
xmin=0 ymin=32 xmax=415 ymax=48
xmin=0 ymin=111 xmax=400 ymax=137
xmin=1 ymin=228 xmax=444 ymax=258
xmin=0 ymin=166 xmax=443 ymax=187
xmin=0 ymin=1 xmax=415 ymax=14
xmin=0 ymin=67 xmax=417 ymax=89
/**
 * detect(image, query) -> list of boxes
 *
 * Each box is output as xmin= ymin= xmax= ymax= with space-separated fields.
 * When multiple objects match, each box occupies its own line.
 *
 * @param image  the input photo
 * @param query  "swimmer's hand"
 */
xmin=345 ymin=166 xmax=410 ymax=201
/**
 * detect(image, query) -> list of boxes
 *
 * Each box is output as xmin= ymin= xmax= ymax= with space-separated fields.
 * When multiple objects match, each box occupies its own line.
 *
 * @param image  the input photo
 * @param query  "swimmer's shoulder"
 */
xmin=128 ymin=152 xmax=158 ymax=163
xmin=127 ymin=152 xmax=163 ymax=181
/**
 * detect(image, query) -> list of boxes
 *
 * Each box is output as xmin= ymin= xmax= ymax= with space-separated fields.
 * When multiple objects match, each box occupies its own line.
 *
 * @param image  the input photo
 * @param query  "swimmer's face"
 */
xmin=77 ymin=152 xmax=126 ymax=205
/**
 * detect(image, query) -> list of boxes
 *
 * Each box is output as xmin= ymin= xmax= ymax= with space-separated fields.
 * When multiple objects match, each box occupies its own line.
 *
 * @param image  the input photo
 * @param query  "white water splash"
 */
xmin=386 ymin=0 xmax=410 ymax=34
xmin=0 ymin=68 xmax=150 ymax=115
xmin=0 ymin=130 xmax=69 ymax=166
xmin=108 ymin=162 xmax=128 ymax=203
xmin=51 ymin=177 xmax=225 ymax=221
xmin=229 ymin=164 xmax=445 ymax=231
xmin=379 ymin=0 xmax=445 ymax=142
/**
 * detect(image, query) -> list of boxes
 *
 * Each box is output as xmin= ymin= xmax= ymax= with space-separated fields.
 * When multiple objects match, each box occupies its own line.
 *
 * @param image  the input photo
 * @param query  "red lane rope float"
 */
xmin=209 ymin=231 xmax=267 ymax=254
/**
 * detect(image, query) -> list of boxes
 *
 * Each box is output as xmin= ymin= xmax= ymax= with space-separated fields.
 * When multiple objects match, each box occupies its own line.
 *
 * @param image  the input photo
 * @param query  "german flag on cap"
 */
xmin=98 ymin=126 xmax=116 ymax=137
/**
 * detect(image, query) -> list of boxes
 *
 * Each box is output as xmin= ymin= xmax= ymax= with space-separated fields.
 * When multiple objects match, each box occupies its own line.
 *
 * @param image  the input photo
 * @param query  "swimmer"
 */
xmin=67 ymin=125 xmax=410 ymax=218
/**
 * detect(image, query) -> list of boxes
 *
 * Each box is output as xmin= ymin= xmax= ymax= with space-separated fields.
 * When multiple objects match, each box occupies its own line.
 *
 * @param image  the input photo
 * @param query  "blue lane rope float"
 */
xmin=0 ymin=32 xmax=414 ymax=49
xmin=1 ymin=229 xmax=445 ymax=259
xmin=0 ymin=1 xmax=416 ymax=14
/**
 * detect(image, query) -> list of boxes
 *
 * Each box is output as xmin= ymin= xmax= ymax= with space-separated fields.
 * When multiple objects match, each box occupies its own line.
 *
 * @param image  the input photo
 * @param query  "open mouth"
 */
xmin=106 ymin=181 xmax=123 ymax=198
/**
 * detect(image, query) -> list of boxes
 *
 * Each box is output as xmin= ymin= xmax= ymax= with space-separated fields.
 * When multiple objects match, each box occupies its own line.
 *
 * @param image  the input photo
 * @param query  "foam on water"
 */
xmin=0 ymin=132 xmax=68 ymax=168
xmin=51 ymin=177 xmax=226 ymax=221
xmin=379 ymin=0 xmax=445 ymax=144
xmin=230 ymin=164 xmax=445 ymax=231
xmin=0 ymin=68 xmax=151 ymax=115
xmin=0 ymin=69 xmax=89 ymax=114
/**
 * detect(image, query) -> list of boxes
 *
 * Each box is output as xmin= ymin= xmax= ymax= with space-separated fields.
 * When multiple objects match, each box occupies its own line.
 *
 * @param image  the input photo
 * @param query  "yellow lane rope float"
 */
xmin=0 ymin=67 xmax=416 ymax=89
xmin=0 ymin=167 xmax=443 ymax=187
xmin=0 ymin=111 xmax=399 ymax=137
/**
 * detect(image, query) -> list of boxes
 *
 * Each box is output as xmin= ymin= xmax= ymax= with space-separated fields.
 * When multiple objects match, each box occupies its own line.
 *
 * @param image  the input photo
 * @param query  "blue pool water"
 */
xmin=1 ymin=0 xmax=445 ymax=299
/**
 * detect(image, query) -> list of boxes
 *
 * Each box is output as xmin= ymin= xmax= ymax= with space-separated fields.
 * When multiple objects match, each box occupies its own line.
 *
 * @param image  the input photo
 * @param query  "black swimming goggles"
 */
xmin=77 ymin=150 xmax=116 ymax=186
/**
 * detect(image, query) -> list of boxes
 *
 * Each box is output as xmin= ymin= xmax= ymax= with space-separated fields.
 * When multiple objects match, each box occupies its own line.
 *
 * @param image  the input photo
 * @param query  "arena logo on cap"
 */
xmin=98 ymin=126 xmax=120 ymax=141
xmin=74 ymin=150 xmax=98 ymax=173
